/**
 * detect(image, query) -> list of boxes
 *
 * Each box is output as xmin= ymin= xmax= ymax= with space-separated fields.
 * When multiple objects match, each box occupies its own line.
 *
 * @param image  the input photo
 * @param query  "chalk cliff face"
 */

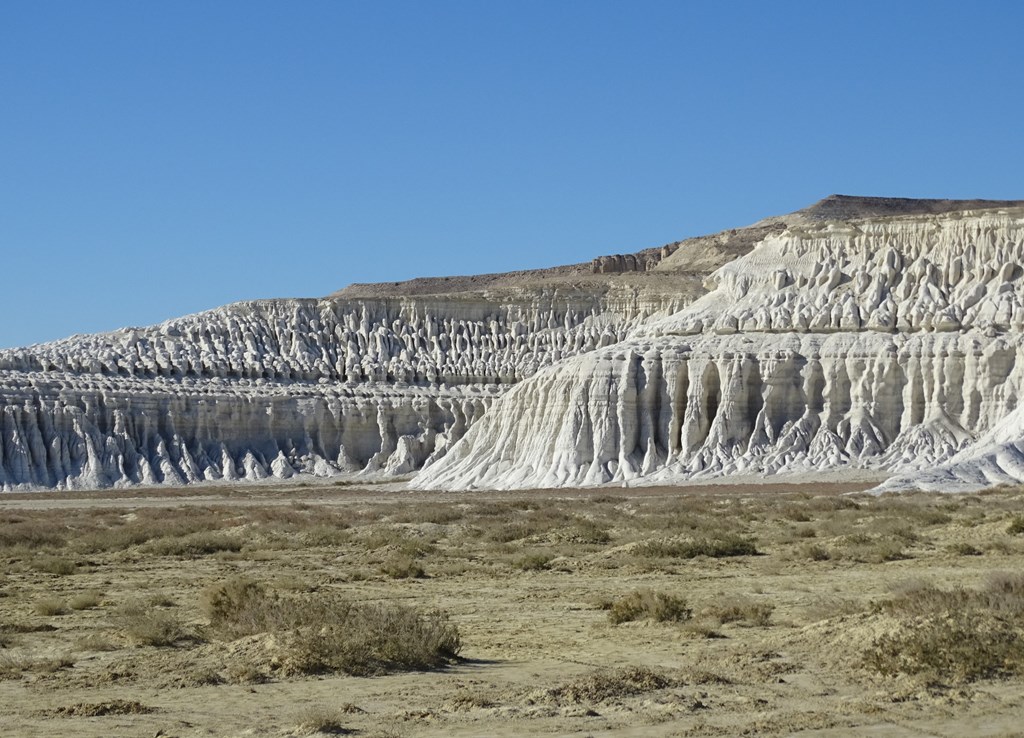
xmin=4 ymin=195 xmax=1024 ymax=492
xmin=416 ymin=204 xmax=1024 ymax=491
xmin=0 ymin=286 xmax=685 ymax=489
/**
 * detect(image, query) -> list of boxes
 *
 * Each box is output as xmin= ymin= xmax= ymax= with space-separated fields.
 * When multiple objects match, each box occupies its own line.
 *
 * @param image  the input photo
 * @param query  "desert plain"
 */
xmin=1 ymin=481 xmax=1023 ymax=737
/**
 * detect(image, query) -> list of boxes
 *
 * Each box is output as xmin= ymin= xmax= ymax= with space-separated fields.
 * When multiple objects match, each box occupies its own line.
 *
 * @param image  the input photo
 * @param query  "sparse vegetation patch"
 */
xmin=607 ymin=589 xmax=692 ymax=625
xmin=202 ymin=578 xmax=460 ymax=676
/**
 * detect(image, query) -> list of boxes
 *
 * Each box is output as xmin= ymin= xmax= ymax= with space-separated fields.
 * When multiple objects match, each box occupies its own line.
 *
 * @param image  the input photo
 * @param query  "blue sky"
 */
xmin=2 ymin=1 xmax=1022 ymax=348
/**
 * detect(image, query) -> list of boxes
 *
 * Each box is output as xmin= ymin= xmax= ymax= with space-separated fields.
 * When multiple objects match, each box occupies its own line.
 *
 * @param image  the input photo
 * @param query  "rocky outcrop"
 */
xmin=0 ymin=295 xmax=670 ymax=386
xmin=591 ymin=249 xmax=666 ymax=274
xmin=416 ymin=206 xmax=1024 ymax=491
xmin=6 ymin=195 xmax=1024 ymax=492
xmin=0 ymin=287 xmax=685 ymax=489
xmin=0 ymin=370 xmax=496 ymax=489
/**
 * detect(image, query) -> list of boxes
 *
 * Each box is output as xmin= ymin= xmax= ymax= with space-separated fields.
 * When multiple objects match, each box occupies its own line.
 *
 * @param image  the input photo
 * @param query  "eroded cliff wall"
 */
xmin=0 ymin=288 xmax=682 ymax=489
xmin=417 ymin=208 xmax=1024 ymax=491
xmin=5 ymin=198 xmax=1024 ymax=492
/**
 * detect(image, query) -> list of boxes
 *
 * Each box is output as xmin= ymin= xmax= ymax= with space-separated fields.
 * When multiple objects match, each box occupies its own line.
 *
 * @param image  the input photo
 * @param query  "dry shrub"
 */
xmin=34 ymin=597 xmax=68 ymax=616
xmin=380 ymin=556 xmax=426 ymax=579
xmin=69 ymin=590 xmax=104 ymax=610
xmin=864 ymin=574 xmax=1024 ymax=684
xmin=0 ymin=518 xmax=66 ymax=549
xmin=802 ymin=543 xmax=831 ymax=561
xmin=514 ymin=552 xmax=553 ymax=571
xmin=864 ymin=612 xmax=1023 ymax=684
xmin=143 ymin=531 xmax=243 ymax=557
xmin=681 ymin=619 xmax=724 ymax=639
xmin=1007 ymin=516 xmax=1024 ymax=535
xmin=72 ymin=507 xmax=235 ymax=553
xmin=117 ymin=601 xmax=194 ymax=647
xmin=563 ymin=518 xmax=612 ymax=544
xmin=607 ymin=590 xmax=692 ymax=625
xmin=362 ymin=529 xmax=434 ymax=558
xmin=75 ymin=633 xmax=117 ymax=652
xmin=295 ymin=704 xmax=352 ymax=735
xmin=51 ymin=700 xmax=152 ymax=717
xmin=30 ymin=555 xmax=78 ymax=575
xmin=881 ymin=575 xmax=1024 ymax=619
xmin=948 ymin=542 xmax=983 ymax=556
xmin=484 ymin=521 xmax=537 ymax=543
xmin=834 ymin=535 xmax=909 ymax=563
xmin=286 ymin=604 xmax=461 ymax=676
xmin=704 ymin=596 xmax=774 ymax=626
xmin=634 ymin=534 xmax=758 ymax=559
xmin=546 ymin=666 xmax=677 ymax=703
xmin=0 ymin=652 xmax=74 ymax=679
xmin=387 ymin=502 xmax=464 ymax=525
xmin=201 ymin=577 xmax=272 ymax=639
xmin=201 ymin=577 xmax=461 ymax=676
xmin=301 ymin=525 xmax=352 ymax=547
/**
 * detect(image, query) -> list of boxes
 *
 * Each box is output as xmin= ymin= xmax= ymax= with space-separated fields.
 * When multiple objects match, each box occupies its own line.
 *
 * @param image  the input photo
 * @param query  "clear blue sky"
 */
xmin=2 ymin=1 xmax=1022 ymax=348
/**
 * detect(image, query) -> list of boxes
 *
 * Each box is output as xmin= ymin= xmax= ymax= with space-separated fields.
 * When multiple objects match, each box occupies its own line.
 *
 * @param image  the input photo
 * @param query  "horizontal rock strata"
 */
xmin=0 ymin=288 xmax=684 ymax=490
xmin=416 ymin=206 xmax=1024 ymax=491
xmin=6 ymin=196 xmax=1024 ymax=492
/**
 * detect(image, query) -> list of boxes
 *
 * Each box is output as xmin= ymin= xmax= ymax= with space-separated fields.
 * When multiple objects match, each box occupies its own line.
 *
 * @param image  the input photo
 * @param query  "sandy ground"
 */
xmin=1 ymin=481 xmax=1023 ymax=737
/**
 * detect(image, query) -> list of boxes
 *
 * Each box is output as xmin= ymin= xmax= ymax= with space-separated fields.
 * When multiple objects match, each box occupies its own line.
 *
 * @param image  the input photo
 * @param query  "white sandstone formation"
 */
xmin=416 ymin=205 xmax=1024 ymax=491
xmin=0 ymin=288 xmax=682 ymax=489
xmin=5 ymin=195 xmax=1024 ymax=493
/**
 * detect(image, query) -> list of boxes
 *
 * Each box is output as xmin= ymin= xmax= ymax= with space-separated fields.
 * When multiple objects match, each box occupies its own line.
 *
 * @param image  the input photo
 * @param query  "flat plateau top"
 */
xmin=334 ymin=194 xmax=1024 ymax=299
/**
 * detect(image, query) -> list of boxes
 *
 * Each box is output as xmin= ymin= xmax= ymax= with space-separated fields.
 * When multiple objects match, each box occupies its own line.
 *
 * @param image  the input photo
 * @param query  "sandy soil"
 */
xmin=1 ymin=481 xmax=1023 ymax=737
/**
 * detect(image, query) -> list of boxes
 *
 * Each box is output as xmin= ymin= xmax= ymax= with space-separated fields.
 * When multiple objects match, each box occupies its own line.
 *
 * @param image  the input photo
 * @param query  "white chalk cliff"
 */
xmin=4 ymin=195 xmax=1024 ymax=492
xmin=417 ymin=200 xmax=1024 ymax=491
